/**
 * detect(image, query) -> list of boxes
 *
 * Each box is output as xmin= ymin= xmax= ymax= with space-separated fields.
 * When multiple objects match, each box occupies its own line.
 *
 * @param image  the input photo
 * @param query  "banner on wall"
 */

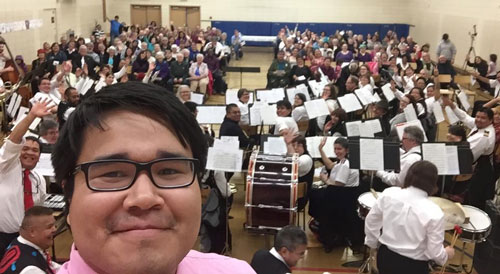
xmin=0 ymin=19 xmax=43 ymax=34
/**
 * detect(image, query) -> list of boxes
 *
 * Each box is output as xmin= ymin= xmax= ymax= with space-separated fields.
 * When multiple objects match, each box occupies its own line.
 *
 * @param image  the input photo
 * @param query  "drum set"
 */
xmin=357 ymin=192 xmax=492 ymax=274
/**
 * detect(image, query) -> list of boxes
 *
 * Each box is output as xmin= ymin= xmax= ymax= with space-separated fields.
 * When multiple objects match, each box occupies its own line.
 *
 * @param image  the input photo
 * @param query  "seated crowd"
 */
xmin=0 ymin=18 xmax=499 ymax=274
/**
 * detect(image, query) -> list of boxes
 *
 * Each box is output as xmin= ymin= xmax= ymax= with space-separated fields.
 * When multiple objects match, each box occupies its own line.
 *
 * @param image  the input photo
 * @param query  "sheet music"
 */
xmin=263 ymin=137 xmax=287 ymax=155
xmin=345 ymin=121 xmax=361 ymax=136
xmin=432 ymin=102 xmax=445 ymax=124
xmin=395 ymin=119 xmax=428 ymax=141
xmin=249 ymin=102 xmax=264 ymax=126
xmin=306 ymin=136 xmax=337 ymax=158
xmin=354 ymin=88 xmax=375 ymax=106
xmin=260 ymin=104 xmax=278 ymax=125
xmin=365 ymin=119 xmax=382 ymax=134
xmin=403 ymin=104 xmax=418 ymax=122
xmin=457 ymin=91 xmax=470 ymax=111
xmin=359 ymin=138 xmax=384 ymax=170
xmin=214 ymin=136 xmax=240 ymax=152
xmin=304 ymin=99 xmax=330 ymax=119
xmin=297 ymin=75 xmax=306 ymax=81
xmin=196 ymin=106 xmax=226 ymax=124
xmin=445 ymin=106 xmax=460 ymax=125
xmin=190 ymin=92 xmax=204 ymax=105
xmin=206 ymin=147 xmax=243 ymax=172
xmin=15 ymin=106 xmax=29 ymax=123
xmin=337 ymin=94 xmax=362 ymax=113
xmin=422 ymin=143 xmax=447 ymax=175
xmin=28 ymin=118 xmax=42 ymax=131
xmin=34 ymin=153 xmax=55 ymax=176
xmin=373 ymin=92 xmax=381 ymax=102
xmin=7 ymin=93 xmax=22 ymax=118
xmin=381 ymin=83 xmax=396 ymax=102
xmin=257 ymin=89 xmax=284 ymax=103
xmin=286 ymin=86 xmax=310 ymax=104
xmin=308 ymin=80 xmax=326 ymax=97
xmin=446 ymin=145 xmax=460 ymax=175
xmin=359 ymin=122 xmax=374 ymax=137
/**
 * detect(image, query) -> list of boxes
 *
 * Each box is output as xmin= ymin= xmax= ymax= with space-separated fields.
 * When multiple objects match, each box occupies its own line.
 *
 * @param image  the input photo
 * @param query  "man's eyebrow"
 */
xmin=91 ymin=151 xmax=190 ymax=161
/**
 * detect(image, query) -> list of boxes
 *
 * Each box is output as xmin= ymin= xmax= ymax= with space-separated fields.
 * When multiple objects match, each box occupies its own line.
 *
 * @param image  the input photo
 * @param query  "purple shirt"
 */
xmin=57 ymin=245 xmax=256 ymax=274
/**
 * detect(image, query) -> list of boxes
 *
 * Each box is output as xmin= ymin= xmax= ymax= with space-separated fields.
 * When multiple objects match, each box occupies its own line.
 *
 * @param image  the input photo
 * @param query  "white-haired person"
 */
xmin=189 ymin=54 xmax=209 ymax=94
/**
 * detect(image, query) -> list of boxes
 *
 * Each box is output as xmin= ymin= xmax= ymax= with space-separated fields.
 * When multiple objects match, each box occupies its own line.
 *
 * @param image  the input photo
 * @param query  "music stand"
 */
xmin=226 ymin=66 xmax=261 ymax=88
xmin=347 ymin=137 xmax=401 ymax=171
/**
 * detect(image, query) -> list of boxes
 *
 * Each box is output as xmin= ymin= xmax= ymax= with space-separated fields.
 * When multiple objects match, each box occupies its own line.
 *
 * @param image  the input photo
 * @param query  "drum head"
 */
xmin=461 ymin=205 xmax=491 ymax=232
xmin=358 ymin=192 xmax=379 ymax=208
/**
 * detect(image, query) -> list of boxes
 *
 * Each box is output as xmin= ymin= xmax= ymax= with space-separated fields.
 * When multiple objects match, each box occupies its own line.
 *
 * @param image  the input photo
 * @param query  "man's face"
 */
xmin=281 ymin=244 xmax=307 ymax=267
xmin=401 ymin=133 xmax=416 ymax=151
xmin=68 ymin=111 xmax=201 ymax=274
xmin=30 ymin=215 xmax=57 ymax=250
xmin=67 ymin=89 xmax=80 ymax=106
xmin=79 ymin=46 xmax=87 ymax=56
xmin=43 ymin=127 xmax=59 ymax=144
xmin=277 ymin=106 xmax=291 ymax=117
xmin=475 ymin=111 xmax=492 ymax=129
xmin=345 ymin=78 xmax=356 ymax=91
xmin=20 ymin=140 xmax=41 ymax=169
xmin=227 ymin=106 xmax=241 ymax=122
xmin=39 ymin=80 xmax=51 ymax=93
xmin=277 ymin=52 xmax=285 ymax=61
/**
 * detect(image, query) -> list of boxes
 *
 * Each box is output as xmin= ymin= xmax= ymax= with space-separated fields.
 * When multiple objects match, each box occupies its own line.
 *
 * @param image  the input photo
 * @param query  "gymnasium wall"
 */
xmin=407 ymin=0 xmax=500 ymax=67
xmin=0 ymin=0 xmax=105 ymax=62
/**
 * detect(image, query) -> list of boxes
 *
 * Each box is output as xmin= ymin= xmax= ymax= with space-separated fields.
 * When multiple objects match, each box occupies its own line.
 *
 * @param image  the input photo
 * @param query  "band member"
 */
xmin=365 ymin=161 xmax=455 ymax=274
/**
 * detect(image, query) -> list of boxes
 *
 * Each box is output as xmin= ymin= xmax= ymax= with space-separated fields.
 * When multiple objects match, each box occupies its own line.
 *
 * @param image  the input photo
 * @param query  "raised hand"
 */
xmin=30 ymin=99 xmax=52 ymax=117
xmin=318 ymin=136 xmax=327 ymax=150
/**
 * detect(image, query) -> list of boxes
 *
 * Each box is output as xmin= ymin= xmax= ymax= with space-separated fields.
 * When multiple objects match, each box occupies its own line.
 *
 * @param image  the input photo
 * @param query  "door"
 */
xmin=131 ymin=5 xmax=162 ymax=28
xmin=186 ymin=7 xmax=200 ymax=29
xmin=41 ymin=9 xmax=57 ymax=44
xmin=170 ymin=6 xmax=186 ymax=28
xmin=170 ymin=6 xmax=200 ymax=29
xmin=131 ymin=5 xmax=147 ymax=27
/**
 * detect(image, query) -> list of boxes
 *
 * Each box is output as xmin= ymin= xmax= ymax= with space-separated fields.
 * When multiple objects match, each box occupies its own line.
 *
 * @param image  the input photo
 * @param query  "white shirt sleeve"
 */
xmin=364 ymin=195 xmax=384 ymax=249
xmin=425 ymin=216 xmax=448 ymax=266
xmin=376 ymin=170 xmax=400 ymax=186
xmin=0 ymin=138 xmax=24 ymax=174
xmin=452 ymin=106 xmax=476 ymax=129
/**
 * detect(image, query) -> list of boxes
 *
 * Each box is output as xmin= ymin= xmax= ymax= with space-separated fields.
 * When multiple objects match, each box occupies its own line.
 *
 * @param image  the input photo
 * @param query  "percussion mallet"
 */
xmin=439 ymin=225 xmax=463 ymax=274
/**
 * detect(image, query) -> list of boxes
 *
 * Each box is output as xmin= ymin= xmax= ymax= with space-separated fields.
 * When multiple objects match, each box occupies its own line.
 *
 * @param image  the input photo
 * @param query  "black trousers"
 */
xmin=377 ymin=245 xmax=429 ymax=274
xmin=0 ymin=232 xmax=19 ymax=259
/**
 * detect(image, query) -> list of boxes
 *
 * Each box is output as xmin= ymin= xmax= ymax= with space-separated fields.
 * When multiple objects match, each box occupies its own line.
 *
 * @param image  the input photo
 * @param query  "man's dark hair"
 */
xmin=334 ymin=137 xmax=349 ymax=149
xmin=52 ymin=82 xmax=207 ymax=209
xmin=276 ymin=100 xmax=292 ymax=110
xmin=64 ymin=87 xmax=77 ymax=98
xmin=225 ymin=103 xmax=238 ymax=114
xmin=442 ymin=33 xmax=449 ymax=41
xmin=21 ymin=206 xmax=53 ymax=229
xmin=490 ymin=54 xmax=497 ymax=63
xmin=477 ymin=107 xmax=494 ymax=120
xmin=25 ymin=136 xmax=42 ymax=152
xmin=274 ymin=225 xmax=307 ymax=252
xmin=39 ymin=119 xmax=58 ymax=136
xmin=404 ymin=160 xmax=438 ymax=195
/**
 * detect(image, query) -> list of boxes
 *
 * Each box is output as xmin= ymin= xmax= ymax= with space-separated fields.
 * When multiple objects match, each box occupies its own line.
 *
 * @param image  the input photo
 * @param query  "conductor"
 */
xmin=365 ymin=161 xmax=455 ymax=274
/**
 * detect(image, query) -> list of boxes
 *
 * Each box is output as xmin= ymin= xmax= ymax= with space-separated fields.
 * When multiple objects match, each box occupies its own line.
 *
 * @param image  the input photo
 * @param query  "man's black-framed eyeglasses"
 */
xmin=73 ymin=158 xmax=199 ymax=192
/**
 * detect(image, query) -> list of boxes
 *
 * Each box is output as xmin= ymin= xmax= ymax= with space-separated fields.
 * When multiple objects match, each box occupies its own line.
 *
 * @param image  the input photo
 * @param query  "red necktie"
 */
xmin=44 ymin=250 xmax=55 ymax=274
xmin=23 ymin=169 xmax=34 ymax=210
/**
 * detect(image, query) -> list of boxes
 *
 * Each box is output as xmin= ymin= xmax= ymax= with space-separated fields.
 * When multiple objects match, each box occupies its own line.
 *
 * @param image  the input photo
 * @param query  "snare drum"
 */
xmin=357 ymin=192 xmax=380 ymax=220
xmin=460 ymin=205 xmax=492 ymax=243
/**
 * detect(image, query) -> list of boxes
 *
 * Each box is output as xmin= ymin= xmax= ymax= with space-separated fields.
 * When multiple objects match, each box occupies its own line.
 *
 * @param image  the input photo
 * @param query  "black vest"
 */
xmin=0 ymin=238 xmax=53 ymax=274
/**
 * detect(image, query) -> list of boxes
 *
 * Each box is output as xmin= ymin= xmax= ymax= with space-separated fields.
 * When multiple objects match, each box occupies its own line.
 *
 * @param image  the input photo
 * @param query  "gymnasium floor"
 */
xmin=51 ymin=47 xmax=479 ymax=274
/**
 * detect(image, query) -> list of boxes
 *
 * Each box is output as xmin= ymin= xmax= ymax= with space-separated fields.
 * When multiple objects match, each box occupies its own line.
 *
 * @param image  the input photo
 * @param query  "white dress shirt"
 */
xmin=0 ymin=139 xmax=46 ymax=233
xmin=236 ymin=101 xmax=249 ymax=126
xmin=292 ymin=106 xmax=309 ymax=122
xmin=452 ymin=107 xmax=496 ymax=162
xmin=326 ymin=158 xmax=359 ymax=187
xmin=365 ymin=186 xmax=448 ymax=266
xmin=376 ymin=146 xmax=421 ymax=187
xmin=274 ymin=117 xmax=298 ymax=135
xmin=488 ymin=79 xmax=500 ymax=98
xmin=269 ymin=247 xmax=289 ymax=269
xmin=17 ymin=236 xmax=61 ymax=274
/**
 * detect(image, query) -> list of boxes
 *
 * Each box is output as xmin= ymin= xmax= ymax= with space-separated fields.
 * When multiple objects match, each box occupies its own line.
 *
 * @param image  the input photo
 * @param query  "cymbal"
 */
xmin=429 ymin=197 xmax=466 ymax=230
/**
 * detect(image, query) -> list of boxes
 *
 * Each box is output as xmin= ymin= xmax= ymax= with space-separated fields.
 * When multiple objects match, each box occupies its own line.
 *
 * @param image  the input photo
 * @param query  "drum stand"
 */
xmin=445 ymin=241 xmax=474 ymax=274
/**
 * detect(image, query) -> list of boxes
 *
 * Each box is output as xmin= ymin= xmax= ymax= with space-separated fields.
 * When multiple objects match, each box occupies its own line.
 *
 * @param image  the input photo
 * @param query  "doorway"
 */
xmin=169 ymin=6 xmax=200 ymax=29
xmin=130 ymin=5 xmax=162 ymax=28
